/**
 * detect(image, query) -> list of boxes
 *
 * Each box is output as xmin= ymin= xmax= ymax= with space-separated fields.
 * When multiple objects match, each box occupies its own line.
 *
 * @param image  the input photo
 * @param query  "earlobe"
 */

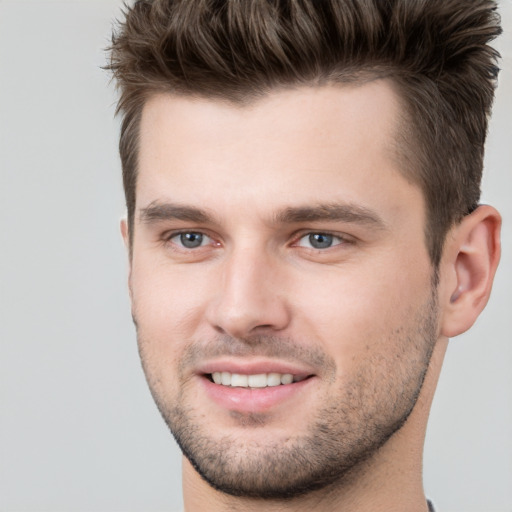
xmin=440 ymin=205 xmax=501 ymax=338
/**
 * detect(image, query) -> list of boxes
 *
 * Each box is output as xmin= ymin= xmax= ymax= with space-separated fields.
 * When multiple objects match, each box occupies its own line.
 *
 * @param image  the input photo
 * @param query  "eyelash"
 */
xmin=161 ymin=229 xmax=354 ymax=252
xmin=162 ymin=230 xmax=217 ymax=250
xmin=292 ymin=231 xmax=353 ymax=250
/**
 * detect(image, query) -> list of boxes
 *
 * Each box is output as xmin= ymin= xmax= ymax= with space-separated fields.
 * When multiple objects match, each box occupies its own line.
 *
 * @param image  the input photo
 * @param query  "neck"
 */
xmin=182 ymin=338 xmax=447 ymax=512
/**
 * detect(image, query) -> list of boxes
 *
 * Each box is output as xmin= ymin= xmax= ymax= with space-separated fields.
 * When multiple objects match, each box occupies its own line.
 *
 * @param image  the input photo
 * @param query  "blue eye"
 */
xmin=172 ymin=232 xmax=208 ymax=248
xmin=297 ymin=233 xmax=342 ymax=249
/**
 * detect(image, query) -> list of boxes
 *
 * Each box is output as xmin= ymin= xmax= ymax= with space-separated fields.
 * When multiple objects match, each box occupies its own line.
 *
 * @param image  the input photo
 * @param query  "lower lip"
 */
xmin=200 ymin=376 xmax=315 ymax=414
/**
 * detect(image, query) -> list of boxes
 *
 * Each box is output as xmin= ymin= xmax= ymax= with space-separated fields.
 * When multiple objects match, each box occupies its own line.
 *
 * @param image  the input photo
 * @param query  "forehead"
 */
xmin=136 ymin=81 xmax=420 ymax=225
xmin=138 ymin=81 xmax=402 ymax=165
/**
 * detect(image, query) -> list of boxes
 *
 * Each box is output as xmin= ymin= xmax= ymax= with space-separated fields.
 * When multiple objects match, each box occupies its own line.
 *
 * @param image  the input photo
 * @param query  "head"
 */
xmin=108 ymin=0 xmax=502 ymax=504
xmin=109 ymin=0 xmax=501 ymax=268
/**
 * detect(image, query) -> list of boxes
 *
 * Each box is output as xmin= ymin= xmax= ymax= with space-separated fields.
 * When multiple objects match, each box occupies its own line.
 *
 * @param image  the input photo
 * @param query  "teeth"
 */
xmin=267 ymin=373 xmax=281 ymax=386
xmin=231 ymin=374 xmax=248 ymax=387
xmin=248 ymin=374 xmax=267 ymax=388
xmin=210 ymin=371 xmax=300 ymax=388
xmin=280 ymin=373 xmax=293 ymax=385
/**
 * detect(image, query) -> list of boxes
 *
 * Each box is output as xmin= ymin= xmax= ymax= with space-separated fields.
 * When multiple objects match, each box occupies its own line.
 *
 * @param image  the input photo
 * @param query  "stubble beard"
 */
xmin=135 ymin=289 xmax=439 ymax=500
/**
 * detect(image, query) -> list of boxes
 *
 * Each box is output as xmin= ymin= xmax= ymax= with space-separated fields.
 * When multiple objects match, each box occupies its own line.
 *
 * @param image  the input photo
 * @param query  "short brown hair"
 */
xmin=108 ymin=0 xmax=501 ymax=266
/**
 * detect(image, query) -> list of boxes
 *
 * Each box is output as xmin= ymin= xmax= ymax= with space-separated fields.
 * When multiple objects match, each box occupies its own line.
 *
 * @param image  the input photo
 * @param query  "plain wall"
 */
xmin=0 ymin=1 xmax=510 ymax=511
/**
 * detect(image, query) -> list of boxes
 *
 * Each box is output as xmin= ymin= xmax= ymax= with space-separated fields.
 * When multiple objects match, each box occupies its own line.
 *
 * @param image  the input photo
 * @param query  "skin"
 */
xmin=122 ymin=81 xmax=501 ymax=512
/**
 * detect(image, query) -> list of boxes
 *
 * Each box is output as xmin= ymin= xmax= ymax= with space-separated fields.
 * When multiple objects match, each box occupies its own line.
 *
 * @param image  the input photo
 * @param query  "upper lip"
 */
xmin=197 ymin=358 xmax=316 ymax=378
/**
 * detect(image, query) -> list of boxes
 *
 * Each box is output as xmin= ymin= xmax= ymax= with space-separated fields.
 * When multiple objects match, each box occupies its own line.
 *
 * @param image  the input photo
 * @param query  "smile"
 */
xmin=209 ymin=371 xmax=308 ymax=388
xmin=199 ymin=360 xmax=316 ymax=412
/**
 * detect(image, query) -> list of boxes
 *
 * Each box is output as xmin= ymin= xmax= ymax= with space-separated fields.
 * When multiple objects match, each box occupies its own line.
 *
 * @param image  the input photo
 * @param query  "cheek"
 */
xmin=290 ymin=255 xmax=433 ymax=356
xmin=130 ymin=259 xmax=211 ymax=361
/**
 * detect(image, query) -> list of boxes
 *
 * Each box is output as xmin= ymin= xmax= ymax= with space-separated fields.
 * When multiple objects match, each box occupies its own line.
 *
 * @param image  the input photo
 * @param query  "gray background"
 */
xmin=0 ymin=1 xmax=510 ymax=511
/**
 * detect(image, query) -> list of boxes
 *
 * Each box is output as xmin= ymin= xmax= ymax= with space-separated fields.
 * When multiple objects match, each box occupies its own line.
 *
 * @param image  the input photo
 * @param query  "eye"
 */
xmin=169 ymin=232 xmax=211 ymax=249
xmin=296 ymin=233 xmax=344 ymax=249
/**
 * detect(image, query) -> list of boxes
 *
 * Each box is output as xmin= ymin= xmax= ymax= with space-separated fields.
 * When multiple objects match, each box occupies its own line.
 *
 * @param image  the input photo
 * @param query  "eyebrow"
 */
xmin=139 ymin=201 xmax=211 ymax=224
xmin=139 ymin=200 xmax=387 ymax=230
xmin=275 ymin=203 xmax=387 ymax=230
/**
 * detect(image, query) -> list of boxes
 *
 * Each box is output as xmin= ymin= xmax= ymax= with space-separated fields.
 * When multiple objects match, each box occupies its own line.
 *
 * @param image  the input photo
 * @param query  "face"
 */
xmin=128 ymin=82 xmax=439 ymax=498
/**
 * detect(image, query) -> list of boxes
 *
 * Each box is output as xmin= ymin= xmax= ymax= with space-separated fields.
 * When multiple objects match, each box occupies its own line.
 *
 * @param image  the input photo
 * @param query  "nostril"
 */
xmin=212 ymin=325 xmax=226 ymax=335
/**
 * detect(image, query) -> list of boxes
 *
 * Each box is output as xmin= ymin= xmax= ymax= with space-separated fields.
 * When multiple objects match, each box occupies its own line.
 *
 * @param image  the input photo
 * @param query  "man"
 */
xmin=108 ymin=1 xmax=502 ymax=510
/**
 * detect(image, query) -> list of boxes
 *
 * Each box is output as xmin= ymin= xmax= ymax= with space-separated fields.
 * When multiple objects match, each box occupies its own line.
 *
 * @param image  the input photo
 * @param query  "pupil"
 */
xmin=181 ymin=232 xmax=203 ymax=248
xmin=309 ymin=233 xmax=332 ymax=249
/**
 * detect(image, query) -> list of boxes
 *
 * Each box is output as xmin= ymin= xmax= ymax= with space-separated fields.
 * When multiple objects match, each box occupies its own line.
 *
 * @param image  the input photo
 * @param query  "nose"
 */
xmin=206 ymin=246 xmax=291 ymax=339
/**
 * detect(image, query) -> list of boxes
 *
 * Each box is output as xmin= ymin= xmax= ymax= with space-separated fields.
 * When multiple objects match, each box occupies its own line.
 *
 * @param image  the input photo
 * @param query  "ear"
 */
xmin=120 ymin=217 xmax=130 ymax=251
xmin=120 ymin=218 xmax=133 ymax=300
xmin=440 ymin=205 xmax=501 ymax=338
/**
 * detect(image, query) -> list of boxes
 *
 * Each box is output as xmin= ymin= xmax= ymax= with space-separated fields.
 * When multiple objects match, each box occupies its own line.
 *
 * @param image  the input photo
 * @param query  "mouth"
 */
xmin=198 ymin=360 xmax=317 ymax=413
xmin=206 ymin=371 xmax=311 ymax=388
